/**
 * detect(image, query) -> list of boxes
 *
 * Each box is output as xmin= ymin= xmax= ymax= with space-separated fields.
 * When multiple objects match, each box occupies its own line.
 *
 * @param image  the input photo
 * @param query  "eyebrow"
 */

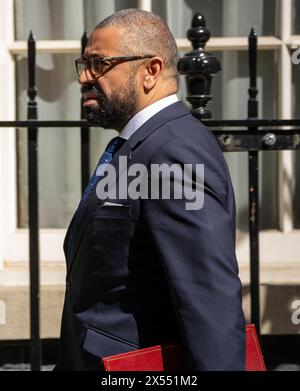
xmin=82 ymin=53 xmax=106 ymax=60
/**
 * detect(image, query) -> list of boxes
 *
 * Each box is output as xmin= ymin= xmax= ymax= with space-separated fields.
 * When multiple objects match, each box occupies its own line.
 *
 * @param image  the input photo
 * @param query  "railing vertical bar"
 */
xmin=80 ymin=31 xmax=90 ymax=193
xmin=248 ymin=28 xmax=260 ymax=337
xmin=27 ymin=31 xmax=41 ymax=371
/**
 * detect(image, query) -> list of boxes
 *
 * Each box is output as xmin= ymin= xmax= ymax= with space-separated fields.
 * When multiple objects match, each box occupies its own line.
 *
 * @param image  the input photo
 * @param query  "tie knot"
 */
xmin=106 ymin=136 xmax=126 ymax=155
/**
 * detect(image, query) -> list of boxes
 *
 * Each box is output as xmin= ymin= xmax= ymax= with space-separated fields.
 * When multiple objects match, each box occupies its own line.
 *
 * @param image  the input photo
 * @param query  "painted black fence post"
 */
xmin=248 ymin=28 xmax=261 ymax=337
xmin=27 ymin=31 xmax=41 ymax=371
xmin=80 ymin=31 xmax=90 ymax=193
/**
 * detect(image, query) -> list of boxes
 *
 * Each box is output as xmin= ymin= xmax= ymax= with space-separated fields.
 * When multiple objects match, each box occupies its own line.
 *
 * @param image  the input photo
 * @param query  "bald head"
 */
xmin=93 ymin=9 xmax=178 ymax=83
xmin=80 ymin=10 xmax=179 ymax=129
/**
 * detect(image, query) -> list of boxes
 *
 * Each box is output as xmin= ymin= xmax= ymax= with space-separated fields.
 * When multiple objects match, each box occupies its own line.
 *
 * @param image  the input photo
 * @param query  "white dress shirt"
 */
xmin=119 ymin=94 xmax=179 ymax=140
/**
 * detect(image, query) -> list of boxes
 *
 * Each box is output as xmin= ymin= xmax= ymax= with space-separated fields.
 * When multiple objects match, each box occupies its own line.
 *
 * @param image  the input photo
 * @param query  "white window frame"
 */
xmin=1 ymin=0 xmax=300 ymax=270
xmin=0 ymin=0 xmax=17 ymax=270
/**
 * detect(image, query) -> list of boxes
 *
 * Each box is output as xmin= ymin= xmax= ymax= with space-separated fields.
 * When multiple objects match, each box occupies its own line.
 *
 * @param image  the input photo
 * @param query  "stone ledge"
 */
xmin=0 ymin=285 xmax=64 ymax=340
xmin=0 ymin=283 xmax=299 ymax=338
xmin=0 ymin=261 xmax=66 ymax=286
xmin=239 ymin=262 xmax=300 ymax=285
xmin=0 ymin=262 xmax=300 ymax=338
xmin=1 ymin=260 xmax=300 ymax=286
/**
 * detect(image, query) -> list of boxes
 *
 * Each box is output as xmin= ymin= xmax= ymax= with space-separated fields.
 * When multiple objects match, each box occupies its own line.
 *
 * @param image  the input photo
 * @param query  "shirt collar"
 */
xmin=120 ymin=94 xmax=179 ymax=140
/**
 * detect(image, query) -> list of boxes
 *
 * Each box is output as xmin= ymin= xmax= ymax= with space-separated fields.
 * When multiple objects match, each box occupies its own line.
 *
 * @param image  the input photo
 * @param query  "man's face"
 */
xmin=79 ymin=27 xmax=139 ymax=130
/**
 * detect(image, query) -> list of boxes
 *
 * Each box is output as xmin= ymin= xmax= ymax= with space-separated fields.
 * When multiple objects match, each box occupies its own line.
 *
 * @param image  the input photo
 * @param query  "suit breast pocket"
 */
xmin=88 ymin=203 xmax=137 ymax=268
xmin=93 ymin=204 xmax=133 ymax=219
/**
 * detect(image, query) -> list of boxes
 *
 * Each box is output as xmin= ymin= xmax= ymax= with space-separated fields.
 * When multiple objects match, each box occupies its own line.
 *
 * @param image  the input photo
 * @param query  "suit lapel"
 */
xmin=66 ymin=101 xmax=190 ymax=272
xmin=63 ymin=215 xmax=74 ymax=260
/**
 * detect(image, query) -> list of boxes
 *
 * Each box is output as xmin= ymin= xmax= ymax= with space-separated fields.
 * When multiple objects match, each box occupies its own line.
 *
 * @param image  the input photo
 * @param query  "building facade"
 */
xmin=0 ymin=0 xmax=300 ymax=340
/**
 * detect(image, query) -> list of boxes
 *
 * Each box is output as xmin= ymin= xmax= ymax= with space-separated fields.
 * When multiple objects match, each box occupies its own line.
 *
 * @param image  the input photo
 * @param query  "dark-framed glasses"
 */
xmin=75 ymin=54 xmax=155 ymax=77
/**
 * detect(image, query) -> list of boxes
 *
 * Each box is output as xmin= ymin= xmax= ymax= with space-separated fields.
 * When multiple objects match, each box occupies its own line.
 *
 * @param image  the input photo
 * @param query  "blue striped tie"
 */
xmin=68 ymin=136 xmax=126 ymax=257
xmin=78 ymin=136 xmax=126 ymax=208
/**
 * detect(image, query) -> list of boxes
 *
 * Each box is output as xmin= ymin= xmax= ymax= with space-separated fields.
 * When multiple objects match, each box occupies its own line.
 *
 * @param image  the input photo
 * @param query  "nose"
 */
xmin=79 ymin=67 xmax=95 ymax=85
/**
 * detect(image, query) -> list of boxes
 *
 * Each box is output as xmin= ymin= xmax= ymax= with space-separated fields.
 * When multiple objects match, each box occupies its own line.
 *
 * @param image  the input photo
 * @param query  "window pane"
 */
xmin=84 ymin=0 xmax=139 ymax=33
xmin=293 ymin=0 xmax=300 ymax=34
xmin=17 ymin=49 xmax=278 ymax=230
xmin=15 ymin=0 xmax=84 ymax=40
xmin=16 ymin=54 xmax=81 ymax=228
xmin=14 ymin=0 xmax=138 ymax=40
xmin=153 ymin=0 xmax=277 ymax=38
xmin=178 ymin=50 xmax=278 ymax=230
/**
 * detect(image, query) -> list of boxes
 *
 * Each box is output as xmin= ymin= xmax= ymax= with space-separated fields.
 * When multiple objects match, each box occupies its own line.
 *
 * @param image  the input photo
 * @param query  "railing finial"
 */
xmin=248 ymin=27 xmax=258 ymax=119
xmin=187 ymin=12 xmax=210 ymax=50
xmin=177 ymin=12 xmax=221 ymax=119
xmin=27 ymin=31 xmax=37 ymax=119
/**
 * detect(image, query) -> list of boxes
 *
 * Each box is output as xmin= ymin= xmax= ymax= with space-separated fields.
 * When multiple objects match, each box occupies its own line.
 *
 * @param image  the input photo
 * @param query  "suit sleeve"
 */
xmin=143 ymin=132 xmax=246 ymax=370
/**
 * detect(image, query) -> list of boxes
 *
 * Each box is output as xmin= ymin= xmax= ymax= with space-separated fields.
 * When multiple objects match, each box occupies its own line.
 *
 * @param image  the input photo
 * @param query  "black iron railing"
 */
xmin=1 ymin=13 xmax=300 ymax=370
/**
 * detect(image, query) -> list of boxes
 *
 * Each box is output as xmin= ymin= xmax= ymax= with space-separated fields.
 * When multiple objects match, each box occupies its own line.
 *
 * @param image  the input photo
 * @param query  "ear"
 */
xmin=143 ymin=57 xmax=164 ymax=92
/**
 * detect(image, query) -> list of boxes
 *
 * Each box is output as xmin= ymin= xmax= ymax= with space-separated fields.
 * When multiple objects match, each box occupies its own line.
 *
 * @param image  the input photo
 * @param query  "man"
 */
xmin=55 ymin=9 xmax=245 ymax=371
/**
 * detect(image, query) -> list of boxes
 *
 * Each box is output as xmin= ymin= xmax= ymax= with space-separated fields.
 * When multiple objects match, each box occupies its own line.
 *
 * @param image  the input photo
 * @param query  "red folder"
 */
xmin=102 ymin=324 xmax=266 ymax=371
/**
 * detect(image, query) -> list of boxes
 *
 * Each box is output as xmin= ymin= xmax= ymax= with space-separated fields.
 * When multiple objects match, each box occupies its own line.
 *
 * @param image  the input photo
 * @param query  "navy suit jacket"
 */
xmin=55 ymin=101 xmax=245 ymax=371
